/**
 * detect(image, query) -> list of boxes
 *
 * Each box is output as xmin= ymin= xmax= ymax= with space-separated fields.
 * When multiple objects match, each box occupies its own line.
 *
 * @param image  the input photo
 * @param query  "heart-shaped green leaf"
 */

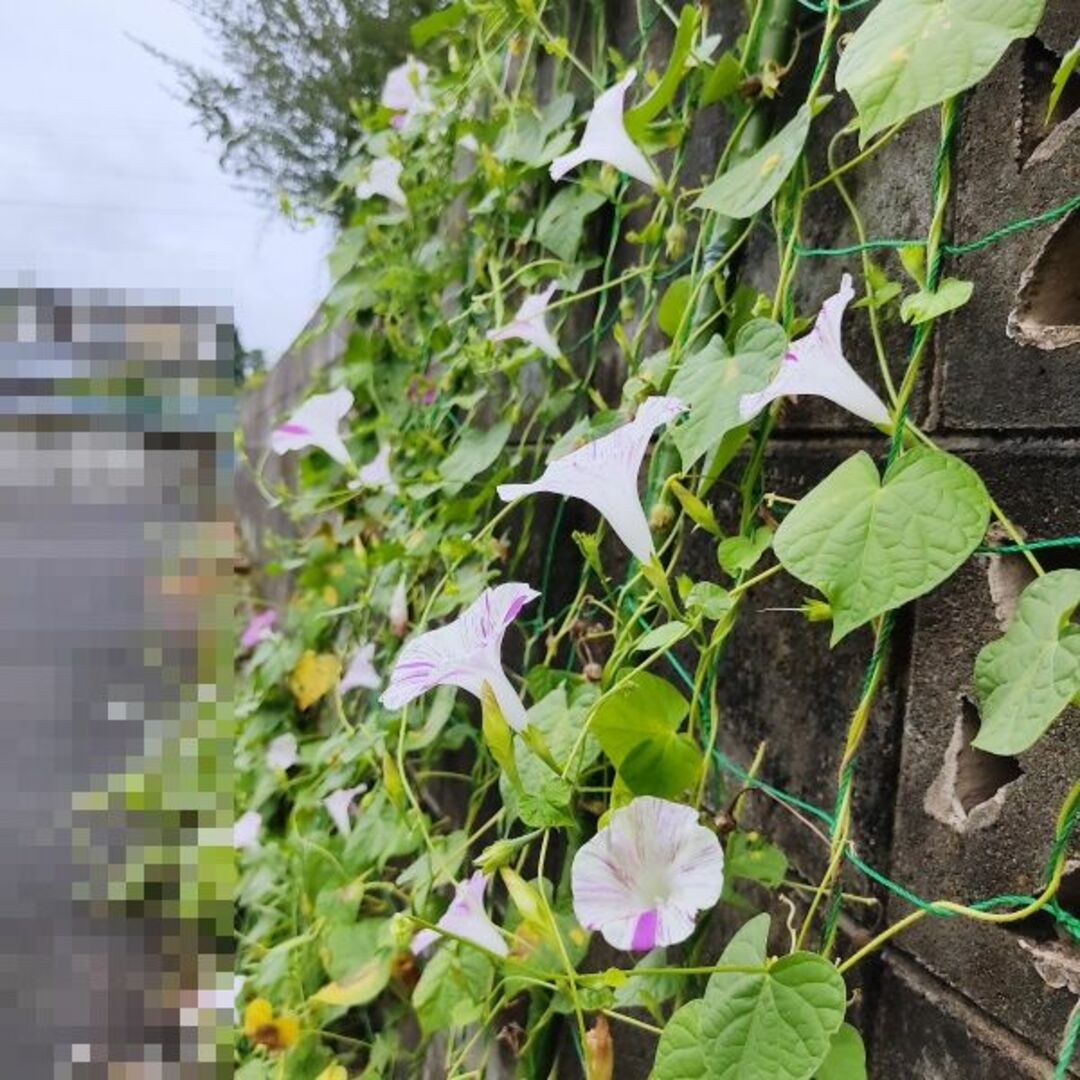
xmin=700 ymin=950 xmax=847 ymax=1080
xmin=973 ymin=569 xmax=1080 ymax=754
xmin=774 ymin=449 xmax=990 ymax=643
xmin=693 ymin=106 xmax=810 ymax=217
xmin=669 ymin=320 xmax=787 ymax=470
xmin=836 ymin=0 xmax=1045 ymax=144
xmin=816 ymin=1023 xmax=867 ymax=1079
xmin=652 ymin=999 xmax=709 ymax=1080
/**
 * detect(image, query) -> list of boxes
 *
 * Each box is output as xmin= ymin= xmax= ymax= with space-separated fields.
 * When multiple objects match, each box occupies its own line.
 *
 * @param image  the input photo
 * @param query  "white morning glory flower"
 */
xmin=497 ymin=396 xmax=686 ymax=565
xmin=349 ymin=443 xmax=398 ymax=494
xmin=266 ymin=733 xmax=298 ymax=772
xmin=233 ymin=810 xmax=262 ymax=851
xmin=389 ymin=577 xmax=409 ymax=638
xmin=381 ymin=582 xmax=538 ymax=730
xmin=355 ymin=156 xmax=407 ymax=207
xmin=739 ymin=274 xmax=891 ymax=427
xmin=381 ymin=57 xmax=431 ymax=129
xmin=486 ymin=283 xmax=561 ymax=359
xmin=323 ymin=784 xmax=368 ymax=836
xmin=572 ymin=796 xmax=724 ymax=951
xmin=339 ymin=643 xmax=381 ymax=694
xmin=550 ymin=70 xmax=658 ymax=189
xmin=270 ymin=387 xmax=354 ymax=467
xmin=411 ymin=870 xmax=508 ymax=957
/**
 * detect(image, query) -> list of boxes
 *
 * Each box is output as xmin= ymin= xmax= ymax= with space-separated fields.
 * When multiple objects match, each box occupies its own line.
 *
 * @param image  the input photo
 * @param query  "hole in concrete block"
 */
xmin=954 ymin=699 xmax=1024 ymax=814
xmin=924 ymin=698 xmax=1023 ymax=833
xmin=1007 ymin=210 xmax=1080 ymax=350
xmin=1019 ymin=36 xmax=1080 ymax=167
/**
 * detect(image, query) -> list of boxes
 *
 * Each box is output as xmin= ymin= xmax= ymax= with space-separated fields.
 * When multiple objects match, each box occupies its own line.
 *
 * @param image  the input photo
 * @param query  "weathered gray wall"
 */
xmin=237 ymin=1 xmax=1079 ymax=1073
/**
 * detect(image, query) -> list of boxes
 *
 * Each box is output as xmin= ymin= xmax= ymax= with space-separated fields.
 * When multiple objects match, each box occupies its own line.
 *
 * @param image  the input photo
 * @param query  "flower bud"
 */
xmin=389 ymin=577 xmax=409 ymax=637
xmin=583 ymin=661 xmax=603 ymax=683
xmin=475 ymin=838 xmax=517 ymax=874
xmin=649 ymin=503 xmax=675 ymax=531
xmin=584 ymin=1015 xmax=613 ymax=1080
xmin=390 ymin=911 xmax=415 ymax=951
xmin=664 ymin=221 xmax=688 ymax=260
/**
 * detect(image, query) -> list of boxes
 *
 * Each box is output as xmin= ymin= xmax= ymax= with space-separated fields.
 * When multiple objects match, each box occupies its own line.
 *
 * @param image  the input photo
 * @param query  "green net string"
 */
xmin=796 ymin=192 xmax=1080 ymax=258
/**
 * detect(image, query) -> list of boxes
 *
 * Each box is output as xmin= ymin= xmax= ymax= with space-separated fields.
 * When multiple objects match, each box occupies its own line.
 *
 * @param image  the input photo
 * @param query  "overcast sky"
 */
xmin=1 ymin=0 xmax=334 ymax=361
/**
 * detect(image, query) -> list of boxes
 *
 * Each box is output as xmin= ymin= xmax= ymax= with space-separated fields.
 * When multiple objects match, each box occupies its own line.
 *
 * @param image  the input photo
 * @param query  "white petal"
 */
xmin=487 ymin=284 xmax=561 ymax=358
xmin=497 ymin=396 xmax=685 ymax=563
xmin=357 ymin=157 xmax=407 ymax=207
xmin=739 ymin=275 xmax=889 ymax=426
xmin=271 ymin=388 xmax=354 ymax=466
xmin=380 ymin=584 xmax=537 ymax=724
xmin=266 ymin=733 xmax=298 ymax=771
xmin=233 ymin=810 xmax=262 ymax=850
xmin=323 ymin=785 xmax=367 ymax=835
xmin=381 ymin=58 xmax=429 ymax=116
xmin=357 ymin=444 xmax=398 ymax=493
xmin=389 ymin=577 xmax=409 ymax=636
xmin=553 ymin=70 xmax=657 ymax=188
xmin=571 ymin=796 xmax=724 ymax=951
xmin=340 ymin=643 xmax=381 ymax=694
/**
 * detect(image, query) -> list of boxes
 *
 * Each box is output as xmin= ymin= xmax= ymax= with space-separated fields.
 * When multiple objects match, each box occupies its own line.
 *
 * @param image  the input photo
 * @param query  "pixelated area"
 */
xmin=0 ymin=288 xmax=233 ymax=1077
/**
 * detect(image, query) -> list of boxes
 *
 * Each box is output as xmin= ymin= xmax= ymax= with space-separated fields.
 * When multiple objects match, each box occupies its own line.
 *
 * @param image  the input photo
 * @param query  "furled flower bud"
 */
xmin=475 ymin=838 xmax=517 ymax=874
xmin=801 ymin=598 xmax=832 ymax=623
xmin=389 ymin=576 xmax=409 ymax=637
xmin=583 ymin=662 xmax=603 ymax=683
xmin=664 ymin=221 xmax=688 ymax=260
xmin=584 ymin=1015 xmax=614 ymax=1080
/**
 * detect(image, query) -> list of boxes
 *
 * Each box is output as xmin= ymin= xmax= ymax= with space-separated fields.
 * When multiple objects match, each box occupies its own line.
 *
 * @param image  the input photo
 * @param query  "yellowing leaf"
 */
xmin=287 ymin=650 xmax=341 ymax=709
xmin=312 ymin=954 xmax=391 ymax=1007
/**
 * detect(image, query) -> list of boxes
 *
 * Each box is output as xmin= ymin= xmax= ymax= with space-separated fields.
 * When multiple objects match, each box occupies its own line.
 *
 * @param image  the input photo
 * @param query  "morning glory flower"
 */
xmin=339 ymin=643 xmax=381 ymax=694
xmin=497 ymin=396 xmax=686 ymax=565
xmin=381 ymin=57 xmax=431 ymax=129
xmin=240 ymin=609 xmax=276 ymax=650
xmin=571 ymin=796 xmax=724 ymax=951
xmin=355 ymin=156 xmax=407 ymax=207
xmin=270 ymin=387 xmax=354 ymax=467
xmin=411 ymin=870 xmax=508 ymax=957
xmin=266 ymin=733 xmax=298 ymax=772
xmin=349 ymin=443 xmax=398 ymax=494
xmin=323 ymin=784 xmax=368 ymax=836
xmin=550 ymin=70 xmax=658 ymax=189
xmin=389 ymin=577 xmax=409 ymax=638
xmin=233 ymin=810 xmax=262 ymax=851
xmin=739 ymin=274 xmax=890 ymax=427
xmin=487 ymin=283 xmax=561 ymax=359
xmin=381 ymin=582 xmax=539 ymax=730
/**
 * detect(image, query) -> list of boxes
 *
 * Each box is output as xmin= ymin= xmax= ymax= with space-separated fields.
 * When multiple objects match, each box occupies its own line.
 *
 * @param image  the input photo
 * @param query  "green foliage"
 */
xmin=899 ymin=277 xmax=973 ymax=324
xmin=775 ymin=449 xmax=991 ymax=642
xmin=669 ymin=320 xmax=786 ymax=470
xmin=694 ymin=106 xmax=811 ymax=217
xmin=973 ymin=569 xmax=1080 ymax=754
xmin=817 ymin=1023 xmax=868 ymax=1080
xmin=836 ymin=0 xmax=1046 ymax=143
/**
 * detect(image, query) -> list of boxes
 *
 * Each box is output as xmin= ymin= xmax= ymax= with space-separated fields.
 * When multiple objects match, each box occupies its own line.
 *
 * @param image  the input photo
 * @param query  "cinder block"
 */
xmin=886 ymin=445 xmax=1080 ymax=1061
xmin=871 ymin=951 xmax=1068 ymax=1078
xmin=935 ymin=0 xmax=1080 ymax=431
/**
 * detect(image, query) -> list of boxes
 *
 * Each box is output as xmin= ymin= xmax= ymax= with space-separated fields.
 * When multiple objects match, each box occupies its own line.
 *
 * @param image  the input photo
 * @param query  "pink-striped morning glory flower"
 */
xmin=572 ymin=796 xmax=724 ymax=951
xmin=487 ymin=283 xmax=561 ymax=359
xmin=497 ymin=396 xmax=686 ymax=565
xmin=551 ymin=70 xmax=658 ymax=189
xmin=355 ymin=157 xmax=407 ymax=207
xmin=270 ymin=387 xmax=354 ymax=467
xmin=323 ymin=784 xmax=368 ymax=836
xmin=381 ymin=57 xmax=431 ymax=129
xmin=380 ymin=582 xmax=539 ymax=730
xmin=240 ymin=609 xmax=276 ymax=650
xmin=266 ymin=733 xmax=298 ymax=772
xmin=739 ymin=274 xmax=890 ymax=427
xmin=339 ymin=643 xmax=381 ymax=694
xmin=411 ymin=871 xmax=508 ymax=957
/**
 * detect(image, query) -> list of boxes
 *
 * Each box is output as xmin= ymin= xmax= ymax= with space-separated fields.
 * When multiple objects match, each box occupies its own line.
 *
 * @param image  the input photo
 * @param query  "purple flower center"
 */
xmin=631 ymin=908 xmax=658 ymax=951
xmin=277 ymin=422 xmax=310 ymax=435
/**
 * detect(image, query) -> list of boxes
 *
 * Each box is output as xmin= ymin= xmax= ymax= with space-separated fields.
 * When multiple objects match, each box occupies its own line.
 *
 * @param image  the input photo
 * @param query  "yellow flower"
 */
xmin=242 ymin=997 xmax=300 ymax=1052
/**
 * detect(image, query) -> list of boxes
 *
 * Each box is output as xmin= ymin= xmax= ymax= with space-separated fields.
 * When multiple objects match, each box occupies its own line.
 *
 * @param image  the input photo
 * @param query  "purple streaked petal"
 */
xmin=631 ymin=909 xmax=658 ymax=951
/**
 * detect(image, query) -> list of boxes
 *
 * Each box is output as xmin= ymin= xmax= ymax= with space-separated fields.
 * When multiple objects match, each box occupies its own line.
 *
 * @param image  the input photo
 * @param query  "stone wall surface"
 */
xmin=238 ymin=0 xmax=1079 ymax=1074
